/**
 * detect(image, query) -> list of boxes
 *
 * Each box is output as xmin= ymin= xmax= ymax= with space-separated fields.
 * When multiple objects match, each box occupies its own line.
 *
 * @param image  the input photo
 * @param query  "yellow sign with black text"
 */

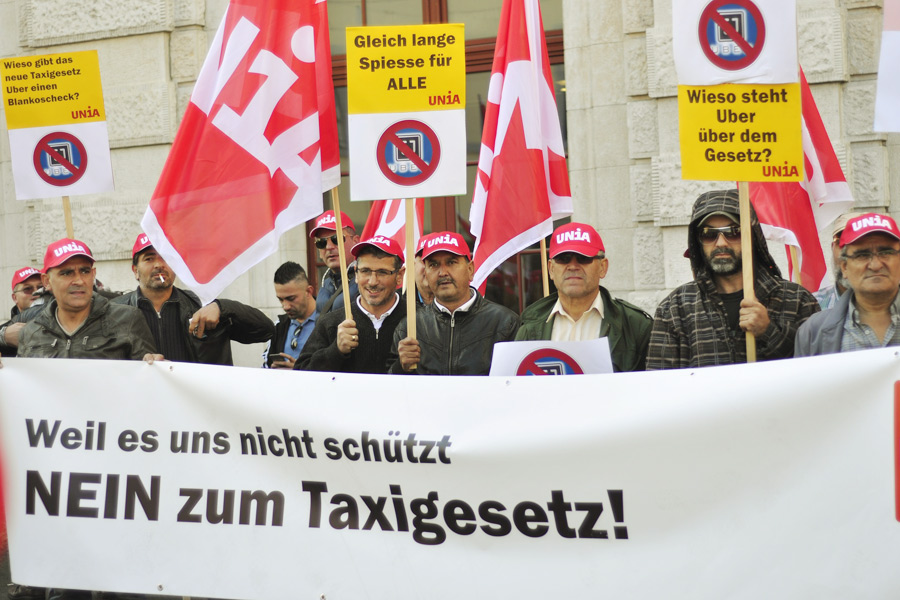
xmin=678 ymin=83 xmax=802 ymax=182
xmin=346 ymin=24 xmax=466 ymax=114
xmin=1 ymin=50 xmax=106 ymax=130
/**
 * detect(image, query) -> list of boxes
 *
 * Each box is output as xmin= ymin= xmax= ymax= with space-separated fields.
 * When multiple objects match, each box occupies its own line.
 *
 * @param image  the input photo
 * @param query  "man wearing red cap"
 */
xmin=796 ymin=212 xmax=900 ymax=355
xmin=1 ymin=268 xmax=43 ymax=356
xmin=310 ymin=210 xmax=360 ymax=315
xmin=115 ymin=233 xmax=274 ymax=365
xmin=390 ymin=232 xmax=519 ymax=375
xmin=16 ymin=238 xmax=160 ymax=360
xmin=413 ymin=233 xmax=435 ymax=306
xmin=515 ymin=223 xmax=653 ymax=371
xmin=296 ymin=235 xmax=406 ymax=373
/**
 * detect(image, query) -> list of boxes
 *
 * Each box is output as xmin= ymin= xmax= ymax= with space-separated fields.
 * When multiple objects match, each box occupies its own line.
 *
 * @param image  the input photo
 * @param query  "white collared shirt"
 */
xmin=548 ymin=292 xmax=605 ymax=341
xmin=357 ymin=293 xmax=400 ymax=332
xmin=433 ymin=288 xmax=477 ymax=315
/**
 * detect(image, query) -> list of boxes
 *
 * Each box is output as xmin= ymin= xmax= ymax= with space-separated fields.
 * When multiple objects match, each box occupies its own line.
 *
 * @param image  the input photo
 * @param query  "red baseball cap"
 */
xmin=43 ymin=238 xmax=94 ymax=273
xmin=839 ymin=213 xmax=900 ymax=247
xmin=11 ymin=267 xmax=41 ymax=290
xmin=549 ymin=223 xmax=605 ymax=258
xmin=420 ymin=232 xmax=471 ymax=260
xmin=132 ymin=233 xmax=153 ymax=258
xmin=415 ymin=233 xmax=435 ymax=256
xmin=350 ymin=235 xmax=405 ymax=264
xmin=310 ymin=210 xmax=356 ymax=237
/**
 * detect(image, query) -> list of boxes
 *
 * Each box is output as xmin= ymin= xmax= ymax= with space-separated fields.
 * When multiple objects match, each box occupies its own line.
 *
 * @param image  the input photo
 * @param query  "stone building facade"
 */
xmin=0 ymin=0 xmax=896 ymax=366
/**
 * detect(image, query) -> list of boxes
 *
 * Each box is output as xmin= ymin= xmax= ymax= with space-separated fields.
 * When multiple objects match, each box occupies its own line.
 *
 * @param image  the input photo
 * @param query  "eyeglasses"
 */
xmin=552 ymin=253 xmax=597 ymax=265
xmin=357 ymin=267 xmax=398 ymax=279
xmin=842 ymin=248 xmax=900 ymax=263
xmin=13 ymin=284 xmax=39 ymax=295
xmin=314 ymin=234 xmax=345 ymax=250
xmin=698 ymin=225 xmax=741 ymax=244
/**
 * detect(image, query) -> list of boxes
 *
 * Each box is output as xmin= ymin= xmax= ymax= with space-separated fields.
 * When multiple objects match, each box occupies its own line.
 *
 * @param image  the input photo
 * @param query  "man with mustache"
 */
xmin=296 ymin=236 xmax=406 ymax=373
xmin=646 ymin=189 xmax=819 ymax=369
xmin=390 ymin=232 xmax=519 ymax=375
xmin=796 ymin=213 xmax=900 ymax=355
xmin=115 ymin=233 xmax=274 ymax=365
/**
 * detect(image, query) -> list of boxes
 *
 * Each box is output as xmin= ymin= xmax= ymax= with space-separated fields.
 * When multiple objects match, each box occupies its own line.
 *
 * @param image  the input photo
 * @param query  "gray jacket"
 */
xmin=794 ymin=291 xmax=851 ymax=357
xmin=18 ymin=295 xmax=157 ymax=360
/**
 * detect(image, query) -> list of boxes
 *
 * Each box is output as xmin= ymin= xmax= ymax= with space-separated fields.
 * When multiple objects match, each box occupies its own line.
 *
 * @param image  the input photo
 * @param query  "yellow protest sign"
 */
xmin=1 ymin=50 xmax=106 ymax=130
xmin=678 ymin=83 xmax=803 ymax=182
xmin=346 ymin=24 xmax=466 ymax=115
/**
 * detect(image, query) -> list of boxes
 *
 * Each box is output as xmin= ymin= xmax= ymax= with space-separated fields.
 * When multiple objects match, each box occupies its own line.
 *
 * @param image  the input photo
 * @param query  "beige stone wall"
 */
xmin=564 ymin=0 xmax=899 ymax=314
xmin=0 ymin=0 xmax=297 ymax=366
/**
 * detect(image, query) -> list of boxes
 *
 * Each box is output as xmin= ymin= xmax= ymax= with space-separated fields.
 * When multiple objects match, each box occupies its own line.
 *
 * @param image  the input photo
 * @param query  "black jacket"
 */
xmin=296 ymin=296 xmax=405 ymax=374
xmin=114 ymin=287 xmax=274 ymax=365
xmin=389 ymin=289 xmax=520 ymax=375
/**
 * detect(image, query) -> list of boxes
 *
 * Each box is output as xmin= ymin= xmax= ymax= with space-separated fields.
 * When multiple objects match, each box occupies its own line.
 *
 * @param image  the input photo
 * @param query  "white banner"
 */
xmin=672 ymin=0 xmax=798 ymax=84
xmin=1 ymin=351 xmax=899 ymax=599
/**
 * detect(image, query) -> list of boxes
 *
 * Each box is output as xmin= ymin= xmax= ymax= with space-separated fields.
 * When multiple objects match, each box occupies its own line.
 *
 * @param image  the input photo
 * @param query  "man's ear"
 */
xmin=40 ymin=273 xmax=51 ymax=293
xmin=465 ymin=259 xmax=475 ymax=283
xmin=598 ymin=257 xmax=610 ymax=279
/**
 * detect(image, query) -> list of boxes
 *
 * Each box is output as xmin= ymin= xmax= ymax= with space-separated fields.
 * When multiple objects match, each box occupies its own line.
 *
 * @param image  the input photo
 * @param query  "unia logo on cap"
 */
xmin=556 ymin=227 xmax=592 ymax=244
xmin=54 ymin=241 xmax=88 ymax=258
xmin=852 ymin=214 xmax=896 ymax=232
xmin=317 ymin=213 xmax=336 ymax=227
xmin=370 ymin=235 xmax=391 ymax=245
xmin=427 ymin=234 xmax=459 ymax=248
xmin=138 ymin=234 xmax=149 ymax=246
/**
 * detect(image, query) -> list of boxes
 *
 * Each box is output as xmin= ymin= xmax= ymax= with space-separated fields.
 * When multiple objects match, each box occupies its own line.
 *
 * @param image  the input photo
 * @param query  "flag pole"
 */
xmin=539 ymin=238 xmax=550 ymax=297
xmin=405 ymin=198 xmax=417 ymax=371
xmin=62 ymin=196 xmax=74 ymax=238
xmin=738 ymin=181 xmax=756 ymax=362
xmin=789 ymin=245 xmax=802 ymax=288
xmin=330 ymin=187 xmax=353 ymax=322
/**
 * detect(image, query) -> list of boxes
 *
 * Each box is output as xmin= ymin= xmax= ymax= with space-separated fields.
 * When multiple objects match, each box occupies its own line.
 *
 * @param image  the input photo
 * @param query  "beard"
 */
xmin=704 ymin=247 xmax=742 ymax=276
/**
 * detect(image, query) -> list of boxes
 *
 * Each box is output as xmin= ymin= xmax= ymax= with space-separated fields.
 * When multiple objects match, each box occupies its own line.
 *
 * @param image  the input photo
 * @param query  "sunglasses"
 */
xmin=552 ymin=253 xmax=597 ymax=265
xmin=314 ymin=234 xmax=345 ymax=250
xmin=698 ymin=225 xmax=741 ymax=244
xmin=290 ymin=327 xmax=301 ymax=350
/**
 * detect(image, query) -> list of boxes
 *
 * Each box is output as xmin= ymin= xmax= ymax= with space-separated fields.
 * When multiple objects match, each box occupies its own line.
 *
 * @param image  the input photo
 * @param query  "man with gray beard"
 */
xmin=646 ymin=189 xmax=819 ymax=369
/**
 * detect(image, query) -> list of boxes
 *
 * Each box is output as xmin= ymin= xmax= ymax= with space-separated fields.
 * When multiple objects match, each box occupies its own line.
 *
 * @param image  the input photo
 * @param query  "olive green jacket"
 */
xmin=515 ymin=287 xmax=652 ymax=372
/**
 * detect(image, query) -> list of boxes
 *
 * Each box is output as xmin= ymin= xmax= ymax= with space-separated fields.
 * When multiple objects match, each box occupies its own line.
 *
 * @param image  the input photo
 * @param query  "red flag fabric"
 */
xmin=143 ymin=0 xmax=339 ymax=304
xmin=360 ymin=199 xmax=425 ymax=261
xmin=469 ymin=0 xmax=573 ymax=289
xmin=749 ymin=69 xmax=853 ymax=292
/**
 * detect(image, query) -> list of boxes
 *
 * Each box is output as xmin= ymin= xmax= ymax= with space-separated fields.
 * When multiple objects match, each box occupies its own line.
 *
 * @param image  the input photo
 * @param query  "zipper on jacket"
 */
xmin=65 ymin=339 xmax=71 ymax=351
xmin=448 ymin=313 xmax=456 ymax=374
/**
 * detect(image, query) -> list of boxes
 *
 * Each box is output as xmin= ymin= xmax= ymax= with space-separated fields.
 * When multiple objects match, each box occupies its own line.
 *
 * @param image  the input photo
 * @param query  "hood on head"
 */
xmin=686 ymin=189 xmax=781 ymax=280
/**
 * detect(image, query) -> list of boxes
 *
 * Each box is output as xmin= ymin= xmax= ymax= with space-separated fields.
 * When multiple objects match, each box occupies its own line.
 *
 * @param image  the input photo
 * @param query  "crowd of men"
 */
xmin=2 ymin=192 xmax=899 ymax=599
xmin=2 ymin=192 xmax=900 ymax=376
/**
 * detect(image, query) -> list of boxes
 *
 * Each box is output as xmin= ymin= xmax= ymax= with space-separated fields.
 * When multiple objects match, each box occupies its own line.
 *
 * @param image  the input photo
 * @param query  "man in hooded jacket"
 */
xmin=646 ymin=189 xmax=819 ymax=369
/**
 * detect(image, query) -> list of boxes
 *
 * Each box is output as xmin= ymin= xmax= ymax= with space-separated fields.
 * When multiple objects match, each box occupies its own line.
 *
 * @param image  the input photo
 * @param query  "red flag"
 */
xmin=469 ymin=0 xmax=573 ymax=289
xmin=143 ymin=0 xmax=339 ymax=304
xmin=750 ymin=69 xmax=853 ymax=292
xmin=360 ymin=199 xmax=425 ymax=259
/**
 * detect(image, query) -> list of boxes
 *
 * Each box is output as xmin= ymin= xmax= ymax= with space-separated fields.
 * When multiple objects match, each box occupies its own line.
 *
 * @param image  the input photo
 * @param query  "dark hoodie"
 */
xmin=646 ymin=189 xmax=819 ymax=369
